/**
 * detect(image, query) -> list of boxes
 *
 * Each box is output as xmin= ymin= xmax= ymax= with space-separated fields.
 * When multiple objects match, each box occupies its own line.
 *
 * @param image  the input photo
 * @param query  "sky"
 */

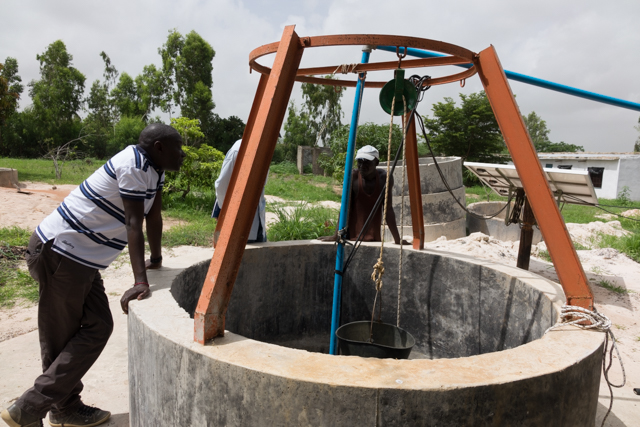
xmin=2 ymin=0 xmax=640 ymax=152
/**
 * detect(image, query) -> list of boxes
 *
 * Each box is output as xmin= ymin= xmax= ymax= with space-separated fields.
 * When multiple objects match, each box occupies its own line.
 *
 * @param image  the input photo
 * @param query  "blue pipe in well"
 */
xmin=329 ymin=49 xmax=371 ymax=355
xmin=376 ymin=45 xmax=640 ymax=113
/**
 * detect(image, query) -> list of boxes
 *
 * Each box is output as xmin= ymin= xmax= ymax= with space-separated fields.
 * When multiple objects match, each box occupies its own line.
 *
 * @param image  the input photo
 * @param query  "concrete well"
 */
xmin=129 ymin=241 xmax=603 ymax=426
xmin=378 ymin=157 xmax=466 ymax=242
xmin=467 ymin=201 xmax=543 ymax=244
xmin=0 ymin=168 xmax=18 ymax=188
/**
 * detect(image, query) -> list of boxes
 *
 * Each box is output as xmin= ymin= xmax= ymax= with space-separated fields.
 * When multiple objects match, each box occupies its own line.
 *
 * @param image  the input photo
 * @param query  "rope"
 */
xmin=546 ymin=305 xmax=626 ymax=427
xmin=397 ymin=96 xmax=407 ymax=327
xmin=333 ymin=63 xmax=359 ymax=75
xmin=369 ymin=93 xmax=397 ymax=340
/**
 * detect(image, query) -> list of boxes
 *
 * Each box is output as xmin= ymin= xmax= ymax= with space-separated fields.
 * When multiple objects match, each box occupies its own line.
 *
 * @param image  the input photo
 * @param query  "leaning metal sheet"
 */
xmin=464 ymin=162 xmax=598 ymax=206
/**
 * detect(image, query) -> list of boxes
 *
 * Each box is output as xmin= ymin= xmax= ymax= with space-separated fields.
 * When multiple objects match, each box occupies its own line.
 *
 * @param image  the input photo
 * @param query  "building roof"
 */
xmin=536 ymin=152 xmax=640 ymax=161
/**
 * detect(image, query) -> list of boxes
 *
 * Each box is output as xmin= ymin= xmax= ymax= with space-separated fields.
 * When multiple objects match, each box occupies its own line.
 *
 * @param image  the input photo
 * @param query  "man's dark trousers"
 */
xmin=15 ymin=232 xmax=114 ymax=418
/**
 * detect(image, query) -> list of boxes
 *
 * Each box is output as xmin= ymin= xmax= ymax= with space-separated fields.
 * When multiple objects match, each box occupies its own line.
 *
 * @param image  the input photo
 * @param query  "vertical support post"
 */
xmin=213 ymin=73 xmax=269 ymax=248
xmin=329 ymin=48 xmax=371 ymax=355
xmin=477 ymin=45 xmax=593 ymax=310
xmin=404 ymin=112 xmax=424 ymax=249
xmin=194 ymin=26 xmax=304 ymax=344
xmin=516 ymin=194 xmax=535 ymax=270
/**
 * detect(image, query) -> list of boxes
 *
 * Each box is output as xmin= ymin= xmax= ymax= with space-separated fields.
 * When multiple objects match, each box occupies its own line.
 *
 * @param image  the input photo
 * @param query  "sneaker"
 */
xmin=48 ymin=405 xmax=110 ymax=427
xmin=1 ymin=404 xmax=43 ymax=427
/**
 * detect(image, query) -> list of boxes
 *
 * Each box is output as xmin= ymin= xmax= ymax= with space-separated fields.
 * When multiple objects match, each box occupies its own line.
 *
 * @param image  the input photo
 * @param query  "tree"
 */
xmin=283 ymin=79 xmax=344 ymax=148
xmin=85 ymin=52 xmax=119 ymax=157
xmin=29 ymin=40 xmax=86 ymax=150
xmin=0 ymin=58 xmax=23 ymax=147
xmin=208 ymin=114 xmax=245 ymax=153
xmin=318 ymin=122 xmax=403 ymax=179
xmin=523 ymin=111 xmax=583 ymax=153
xmin=159 ymin=30 xmax=216 ymax=139
xmin=423 ymin=91 xmax=504 ymax=163
xmin=170 ymin=117 xmax=204 ymax=146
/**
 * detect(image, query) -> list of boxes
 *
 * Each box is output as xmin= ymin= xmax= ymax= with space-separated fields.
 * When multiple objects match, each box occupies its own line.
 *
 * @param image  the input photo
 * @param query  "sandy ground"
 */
xmin=1 ymin=184 xmax=638 ymax=425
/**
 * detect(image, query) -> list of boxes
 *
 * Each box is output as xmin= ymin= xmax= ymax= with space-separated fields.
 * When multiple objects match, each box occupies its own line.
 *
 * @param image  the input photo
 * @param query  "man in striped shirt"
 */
xmin=1 ymin=123 xmax=185 ymax=427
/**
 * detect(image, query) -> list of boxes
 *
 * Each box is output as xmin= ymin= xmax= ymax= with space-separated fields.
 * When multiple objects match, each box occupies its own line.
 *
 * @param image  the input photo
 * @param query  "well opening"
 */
xmin=171 ymin=243 xmax=557 ymax=359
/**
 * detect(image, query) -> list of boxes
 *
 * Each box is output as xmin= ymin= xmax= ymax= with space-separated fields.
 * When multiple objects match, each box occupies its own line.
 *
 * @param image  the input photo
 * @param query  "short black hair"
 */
xmin=138 ymin=123 xmax=182 ymax=147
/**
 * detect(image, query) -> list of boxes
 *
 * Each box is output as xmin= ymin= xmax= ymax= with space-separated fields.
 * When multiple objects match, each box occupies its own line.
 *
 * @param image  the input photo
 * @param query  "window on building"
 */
xmin=588 ymin=167 xmax=604 ymax=188
xmin=545 ymin=164 xmax=553 ymax=168
xmin=557 ymin=165 xmax=572 ymax=170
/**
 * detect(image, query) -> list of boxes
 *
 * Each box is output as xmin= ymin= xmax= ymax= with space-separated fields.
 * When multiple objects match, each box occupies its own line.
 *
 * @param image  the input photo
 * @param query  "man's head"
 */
xmin=355 ymin=145 xmax=379 ymax=179
xmin=138 ymin=123 xmax=185 ymax=172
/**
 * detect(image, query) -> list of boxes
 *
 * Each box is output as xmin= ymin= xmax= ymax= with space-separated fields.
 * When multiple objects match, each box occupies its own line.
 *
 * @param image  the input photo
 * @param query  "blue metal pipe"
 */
xmin=377 ymin=45 xmax=640 ymax=113
xmin=329 ymin=49 xmax=370 ymax=355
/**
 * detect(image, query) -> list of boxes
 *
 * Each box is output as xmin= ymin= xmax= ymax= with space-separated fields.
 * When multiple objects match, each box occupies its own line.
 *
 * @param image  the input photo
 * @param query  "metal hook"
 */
xmin=460 ymin=79 xmax=466 ymax=88
xmin=395 ymin=46 xmax=407 ymax=68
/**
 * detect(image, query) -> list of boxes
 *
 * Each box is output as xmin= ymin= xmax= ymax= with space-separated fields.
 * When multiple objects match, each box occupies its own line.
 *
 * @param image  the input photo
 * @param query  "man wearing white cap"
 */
xmin=323 ymin=145 xmax=406 ymax=244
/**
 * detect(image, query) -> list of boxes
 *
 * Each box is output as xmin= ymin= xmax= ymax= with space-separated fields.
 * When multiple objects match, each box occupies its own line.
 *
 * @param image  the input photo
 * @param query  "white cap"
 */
xmin=355 ymin=145 xmax=379 ymax=161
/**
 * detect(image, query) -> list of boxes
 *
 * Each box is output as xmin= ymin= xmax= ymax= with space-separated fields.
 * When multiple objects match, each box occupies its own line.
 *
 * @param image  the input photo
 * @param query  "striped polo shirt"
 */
xmin=36 ymin=145 xmax=164 ymax=269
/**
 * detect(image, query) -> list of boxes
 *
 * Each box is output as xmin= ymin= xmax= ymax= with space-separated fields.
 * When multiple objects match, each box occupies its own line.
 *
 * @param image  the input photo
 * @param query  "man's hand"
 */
xmin=120 ymin=284 xmax=151 ymax=314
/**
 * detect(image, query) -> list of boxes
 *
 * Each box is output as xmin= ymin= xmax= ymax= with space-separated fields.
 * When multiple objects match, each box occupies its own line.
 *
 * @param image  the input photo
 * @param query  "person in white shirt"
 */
xmin=212 ymin=139 xmax=267 ymax=243
xmin=1 ymin=123 xmax=185 ymax=427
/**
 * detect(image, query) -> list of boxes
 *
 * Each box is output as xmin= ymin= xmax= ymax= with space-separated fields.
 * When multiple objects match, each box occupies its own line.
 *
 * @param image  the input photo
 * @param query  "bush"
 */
xmin=267 ymin=203 xmax=337 ymax=241
xmin=164 ymin=144 xmax=224 ymax=198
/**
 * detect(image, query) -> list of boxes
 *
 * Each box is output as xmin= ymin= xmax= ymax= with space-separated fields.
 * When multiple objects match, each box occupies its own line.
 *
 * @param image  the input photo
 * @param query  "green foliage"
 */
xmin=423 ymin=91 xmax=505 ymax=163
xmin=0 ymin=226 xmax=38 ymax=307
xmin=523 ymin=111 xmax=583 ymax=153
xmin=615 ymin=186 xmax=633 ymax=207
xmin=164 ymin=144 xmax=224 ymax=198
xmin=170 ymin=117 xmax=205 ymax=146
xmin=596 ymin=279 xmax=631 ymax=294
xmin=269 ymin=161 xmax=299 ymax=175
xmin=318 ymin=122 xmax=403 ymax=180
xmin=537 ymin=250 xmax=552 ymax=263
xmin=0 ymin=58 xmax=23 ymax=143
xmin=266 ymin=166 xmax=340 ymax=202
xmin=84 ymin=52 xmax=119 ymax=158
xmin=105 ymin=116 xmax=147 ymax=156
xmin=29 ymin=41 xmax=86 ymax=150
xmin=162 ymin=217 xmax=216 ymax=247
xmin=282 ymin=79 xmax=344 ymax=153
xmin=207 ymin=115 xmax=245 ymax=153
xmin=267 ymin=203 xmax=337 ymax=242
xmin=162 ymin=186 xmax=216 ymax=247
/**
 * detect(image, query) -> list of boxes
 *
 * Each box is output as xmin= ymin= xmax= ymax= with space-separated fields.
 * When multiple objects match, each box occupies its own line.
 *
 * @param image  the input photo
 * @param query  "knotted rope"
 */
xmin=546 ymin=305 xmax=626 ymax=427
xmin=333 ymin=63 xmax=359 ymax=75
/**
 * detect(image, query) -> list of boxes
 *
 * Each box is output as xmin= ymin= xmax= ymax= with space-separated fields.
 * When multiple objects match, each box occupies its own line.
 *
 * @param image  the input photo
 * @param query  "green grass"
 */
xmin=267 ymin=203 xmax=338 ymax=242
xmin=162 ymin=218 xmax=217 ymax=247
xmin=537 ymin=250 xmax=552 ymax=263
xmin=161 ymin=188 xmax=217 ymax=247
xmin=465 ymin=185 xmax=509 ymax=204
xmin=596 ymin=279 xmax=631 ymax=295
xmin=266 ymin=162 xmax=341 ymax=203
xmin=0 ymin=158 xmax=105 ymax=185
xmin=0 ymin=227 xmax=39 ymax=308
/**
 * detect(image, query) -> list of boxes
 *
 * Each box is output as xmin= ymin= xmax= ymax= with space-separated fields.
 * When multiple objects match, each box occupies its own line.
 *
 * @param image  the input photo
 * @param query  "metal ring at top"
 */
xmin=249 ymin=34 xmax=479 ymax=88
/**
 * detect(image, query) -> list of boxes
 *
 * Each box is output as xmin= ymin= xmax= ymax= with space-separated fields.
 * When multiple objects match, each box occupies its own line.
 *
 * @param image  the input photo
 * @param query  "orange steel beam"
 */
xmin=477 ymin=45 xmax=593 ymax=310
xmin=404 ymin=112 xmax=424 ymax=249
xmin=194 ymin=25 xmax=304 ymax=343
xmin=297 ymin=55 xmax=469 ymax=77
xmin=213 ymin=73 xmax=268 ymax=248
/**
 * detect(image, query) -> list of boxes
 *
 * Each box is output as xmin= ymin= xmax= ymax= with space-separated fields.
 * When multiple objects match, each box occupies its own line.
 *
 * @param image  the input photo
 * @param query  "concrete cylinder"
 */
xmin=0 ymin=168 xmax=18 ymax=188
xmin=467 ymin=201 xmax=543 ymax=244
xmin=378 ymin=157 xmax=466 ymax=242
xmin=129 ymin=241 xmax=603 ymax=427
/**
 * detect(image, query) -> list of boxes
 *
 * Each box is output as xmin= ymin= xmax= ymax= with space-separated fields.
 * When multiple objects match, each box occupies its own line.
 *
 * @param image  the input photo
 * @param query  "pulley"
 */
xmin=379 ymin=68 xmax=418 ymax=116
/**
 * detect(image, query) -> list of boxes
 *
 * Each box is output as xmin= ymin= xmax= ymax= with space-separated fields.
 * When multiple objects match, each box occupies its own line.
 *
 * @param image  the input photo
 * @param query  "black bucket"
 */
xmin=336 ymin=321 xmax=415 ymax=359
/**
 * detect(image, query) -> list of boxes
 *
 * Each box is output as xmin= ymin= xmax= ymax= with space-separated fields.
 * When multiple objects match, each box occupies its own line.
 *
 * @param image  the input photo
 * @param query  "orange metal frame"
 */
xmin=194 ymin=27 xmax=593 ymax=344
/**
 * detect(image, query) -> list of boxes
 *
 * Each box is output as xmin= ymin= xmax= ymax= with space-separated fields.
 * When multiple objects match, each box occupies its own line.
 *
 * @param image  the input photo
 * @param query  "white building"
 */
xmin=534 ymin=152 xmax=640 ymax=201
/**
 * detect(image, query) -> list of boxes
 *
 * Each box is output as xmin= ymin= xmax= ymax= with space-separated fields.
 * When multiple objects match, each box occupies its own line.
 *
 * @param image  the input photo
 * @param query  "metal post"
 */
xmin=477 ymin=45 xmax=593 ymax=310
xmin=376 ymin=45 xmax=640 ymax=112
xmin=404 ymin=112 xmax=424 ymax=249
xmin=194 ymin=26 xmax=304 ymax=344
xmin=516 ymin=194 xmax=535 ymax=270
xmin=329 ymin=48 xmax=371 ymax=355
